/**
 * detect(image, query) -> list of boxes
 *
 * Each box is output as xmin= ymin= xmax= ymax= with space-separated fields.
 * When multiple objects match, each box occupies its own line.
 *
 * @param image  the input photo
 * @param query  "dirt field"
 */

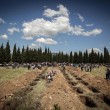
xmin=0 ymin=66 xmax=110 ymax=110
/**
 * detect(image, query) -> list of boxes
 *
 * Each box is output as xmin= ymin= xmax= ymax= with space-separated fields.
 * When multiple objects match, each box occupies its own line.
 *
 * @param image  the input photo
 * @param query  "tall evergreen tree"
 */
xmin=104 ymin=47 xmax=109 ymax=63
xmin=73 ymin=52 xmax=79 ymax=63
xmin=17 ymin=47 xmax=21 ymax=63
xmin=89 ymin=48 xmax=95 ymax=63
xmin=100 ymin=53 xmax=103 ymax=63
xmin=97 ymin=52 xmax=100 ymax=63
xmin=12 ymin=44 xmax=17 ymax=62
xmin=64 ymin=53 xmax=69 ymax=62
xmin=0 ymin=44 xmax=5 ymax=64
xmin=25 ymin=45 xmax=30 ymax=63
xmin=79 ymin=51 xmax=83 ymax=63
xmin=69 ymin=51 xmax=73 ymax=63
xmin=5 ymin=41 xmax=11 ymax=63
xmin=83 ymin=50 xmax=89 ymax=63
xmin=21 ymin=46 xmax=26 ymax=63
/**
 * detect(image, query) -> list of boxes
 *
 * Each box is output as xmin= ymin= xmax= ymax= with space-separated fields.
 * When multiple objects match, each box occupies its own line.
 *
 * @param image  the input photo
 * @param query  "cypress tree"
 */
xmin=5 ymin=41 xmax=11 ymax=63
xmin=100 ymin=53 xmax=103 ymax=63
xmin=89 ymin=49 xmax=94 ymax=63
xmin=17 ymin=47 xmax=21 ymax=63
xmin=21 ymin=46 xmax=25 ymax=63
xmin=25 ymin=45 xmax=29 ymax=63
xmin=83 ymin=50 xmax=89 ymax=63
xmin=104 ymin=47 xmax=109 ymax=63
xmin=64 ymin=53 xmax=69 ymax=63
xmin=73 ymin=52 xmax=79 ymax=63
xmin=69 ymin=51 xmax=73 ymax=63
xmin=12 ymin=44 xmax=17 ymax=62
xmin=79 ymin=51 xmax=83 ymax=63
xmin=97 ymin=52 xmax=100 ymax=63
xmin=0 ymin=44 xmax=5 ymax=64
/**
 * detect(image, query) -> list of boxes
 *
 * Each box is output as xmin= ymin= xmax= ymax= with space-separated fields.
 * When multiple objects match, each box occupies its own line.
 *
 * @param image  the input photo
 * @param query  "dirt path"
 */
xmin=40 ymin=67 xmax=86 ymax=110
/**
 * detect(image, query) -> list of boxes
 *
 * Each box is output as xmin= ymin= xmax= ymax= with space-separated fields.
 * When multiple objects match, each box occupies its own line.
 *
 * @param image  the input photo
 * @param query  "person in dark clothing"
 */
xmin=28 ymin=64 xmax=30 ymax=70
xmin=89 ymin=65 xmax=92 ymax=72
xmin=108 ymin=69 xmax=110 ymax=79
xmin=106 ymin=68 xmax=110 ymax=80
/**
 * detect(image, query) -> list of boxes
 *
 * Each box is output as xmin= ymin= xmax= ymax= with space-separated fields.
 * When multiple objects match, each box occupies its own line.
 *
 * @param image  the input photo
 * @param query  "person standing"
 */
xmin=106 ymin=68 xmax=110 ymax=80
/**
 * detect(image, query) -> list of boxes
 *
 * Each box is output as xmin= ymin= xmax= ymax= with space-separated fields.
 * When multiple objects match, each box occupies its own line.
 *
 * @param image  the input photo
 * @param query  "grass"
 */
xmin=0 ymin=67 xmax=32 ymax=84
xmin=16 ymin=79 xmax=46 ymax=110
xmin=90 ymin=66 xmax=107 ymax=78
xmin=28 ymin=79 xmax=46 ymax=101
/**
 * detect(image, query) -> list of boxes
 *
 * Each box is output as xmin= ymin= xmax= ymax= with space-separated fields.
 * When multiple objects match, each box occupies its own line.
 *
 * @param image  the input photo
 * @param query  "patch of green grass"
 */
xmin=27 ymin=79 xmax=46 ymax=102
xmin=0 ymin=67 xmax=32 ymax=84
xmin=16 ymin=79 xmax=46 ymax=110
xmin=90 ymin=66 xmax=107 ymax=78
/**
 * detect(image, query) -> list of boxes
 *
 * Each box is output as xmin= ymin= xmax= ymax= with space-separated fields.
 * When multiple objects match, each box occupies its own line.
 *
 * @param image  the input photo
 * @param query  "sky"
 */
xmin=0 ymin=0 xmax=110 ymax=53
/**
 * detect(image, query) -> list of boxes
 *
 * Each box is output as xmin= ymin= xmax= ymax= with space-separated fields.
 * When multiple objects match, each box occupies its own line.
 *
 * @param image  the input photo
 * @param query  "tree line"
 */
xmin=0 ymin=41 xmax=110 ymax=64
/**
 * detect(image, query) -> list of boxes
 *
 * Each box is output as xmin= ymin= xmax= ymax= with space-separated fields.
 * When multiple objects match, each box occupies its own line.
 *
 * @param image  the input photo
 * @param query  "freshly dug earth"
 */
xmin=65 ymin=66 xmax=110 ymax=110
xmin=0 ymin=68 xmax=43 ymax=109
xmin=0 ymin=66 xmax=110 ymax=110
xmin=66 ymin=66 xmax=110 ymax=95
xmin=40 ymin=67 xmax=86 ymax=110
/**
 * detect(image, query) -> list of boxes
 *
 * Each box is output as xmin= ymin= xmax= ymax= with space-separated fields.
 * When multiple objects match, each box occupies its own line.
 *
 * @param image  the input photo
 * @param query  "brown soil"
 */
xmin=40 ymin=67 xmax=86 ymax=110
xmin=65 ymin=66 xmax=110 ymax=110
xmin=66 ymin=66 xmax=110 ymax=95
xmin=0 ymin=68 xmax=43 ymax=109
xmin=0 ymin=66 xmax=110 ymax=110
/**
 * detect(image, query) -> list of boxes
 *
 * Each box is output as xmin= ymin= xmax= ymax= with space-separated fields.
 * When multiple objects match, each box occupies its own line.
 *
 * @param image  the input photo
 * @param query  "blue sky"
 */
xmin=0 ymin=0 xmax=110 ymax=53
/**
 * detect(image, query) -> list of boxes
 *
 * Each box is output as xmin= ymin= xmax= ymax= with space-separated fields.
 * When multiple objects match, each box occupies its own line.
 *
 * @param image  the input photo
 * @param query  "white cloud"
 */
xmin=43 ymin=4 xmax=69 ymax=18
xmin=29 ymin=43 xmax=39 ymax=49
xmin=82 ymin=28 xmax=102 ymax=36
xmin=0 ymin=18 xmax=5 ymax=24
xmin=86 ymin=24 xmax=94 ymax=27
xmin=9 ymin=23 xmax=17 ymax=25
xmin=22 ymin=36 xmax=33 ymax=40
xmin=8 ymin=27 xmax=20 ymax=35
xmin=22 ymin=16 xmax=71 ymax=38
xmin=36 ymin=38 xmax=57 ymax=44
xmin=44 ymin=6 xmax=47 ymax=8
xmin=22 ymin=4 xmax=102 ymax=39
xmin=71 ymin=26 xmax=102 ymax=36
xmin=0 ymin=34 xmax=8 ymax=39
xmin=88 ymin=48 xmax=102 ymax=53
xmin=77 ymin=13 xmax=84 ymax=22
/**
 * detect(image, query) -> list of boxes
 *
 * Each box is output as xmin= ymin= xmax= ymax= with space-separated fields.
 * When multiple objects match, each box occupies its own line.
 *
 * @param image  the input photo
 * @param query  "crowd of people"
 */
xmin=80 ymin=64 xmax=100 ymax=72
xmin=1 ymin=62 xmax=110 ymax=81
xmin=41 ymin=69 xmax=57 ymax=83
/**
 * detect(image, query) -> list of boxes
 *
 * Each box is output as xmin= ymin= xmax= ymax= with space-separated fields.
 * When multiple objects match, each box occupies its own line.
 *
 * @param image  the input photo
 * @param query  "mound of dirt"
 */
xmin=0 ymin=69 xmax=43 ymax=109
xmin=67 ymin=66 xmax=110 ymax=95
xmin=40 ymin=67 xmax=86 ymax=110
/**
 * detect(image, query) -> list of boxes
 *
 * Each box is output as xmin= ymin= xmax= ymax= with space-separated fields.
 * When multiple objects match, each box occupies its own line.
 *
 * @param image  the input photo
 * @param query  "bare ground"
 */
xmin=0 ymin=66 xmax=110 ymax=110
xmin=0 ymin=68 xmax=44 ymax=109
xmin=40 ymin=67 xmax=86 ymax=110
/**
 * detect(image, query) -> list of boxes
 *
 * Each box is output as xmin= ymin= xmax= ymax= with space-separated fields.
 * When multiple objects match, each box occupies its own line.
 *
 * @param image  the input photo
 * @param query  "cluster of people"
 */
xmin=80 ymin=64 xmax=100 ymax=72
xmin=106 ymin=68 xmax=110 ymax=80
xmin=80 ymin=64 xmax=92 ymax=72
xmin=27 ymin=63 xmax=42 ymax=70
xmin=42 ymin=70 xmax=56 ymax=83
